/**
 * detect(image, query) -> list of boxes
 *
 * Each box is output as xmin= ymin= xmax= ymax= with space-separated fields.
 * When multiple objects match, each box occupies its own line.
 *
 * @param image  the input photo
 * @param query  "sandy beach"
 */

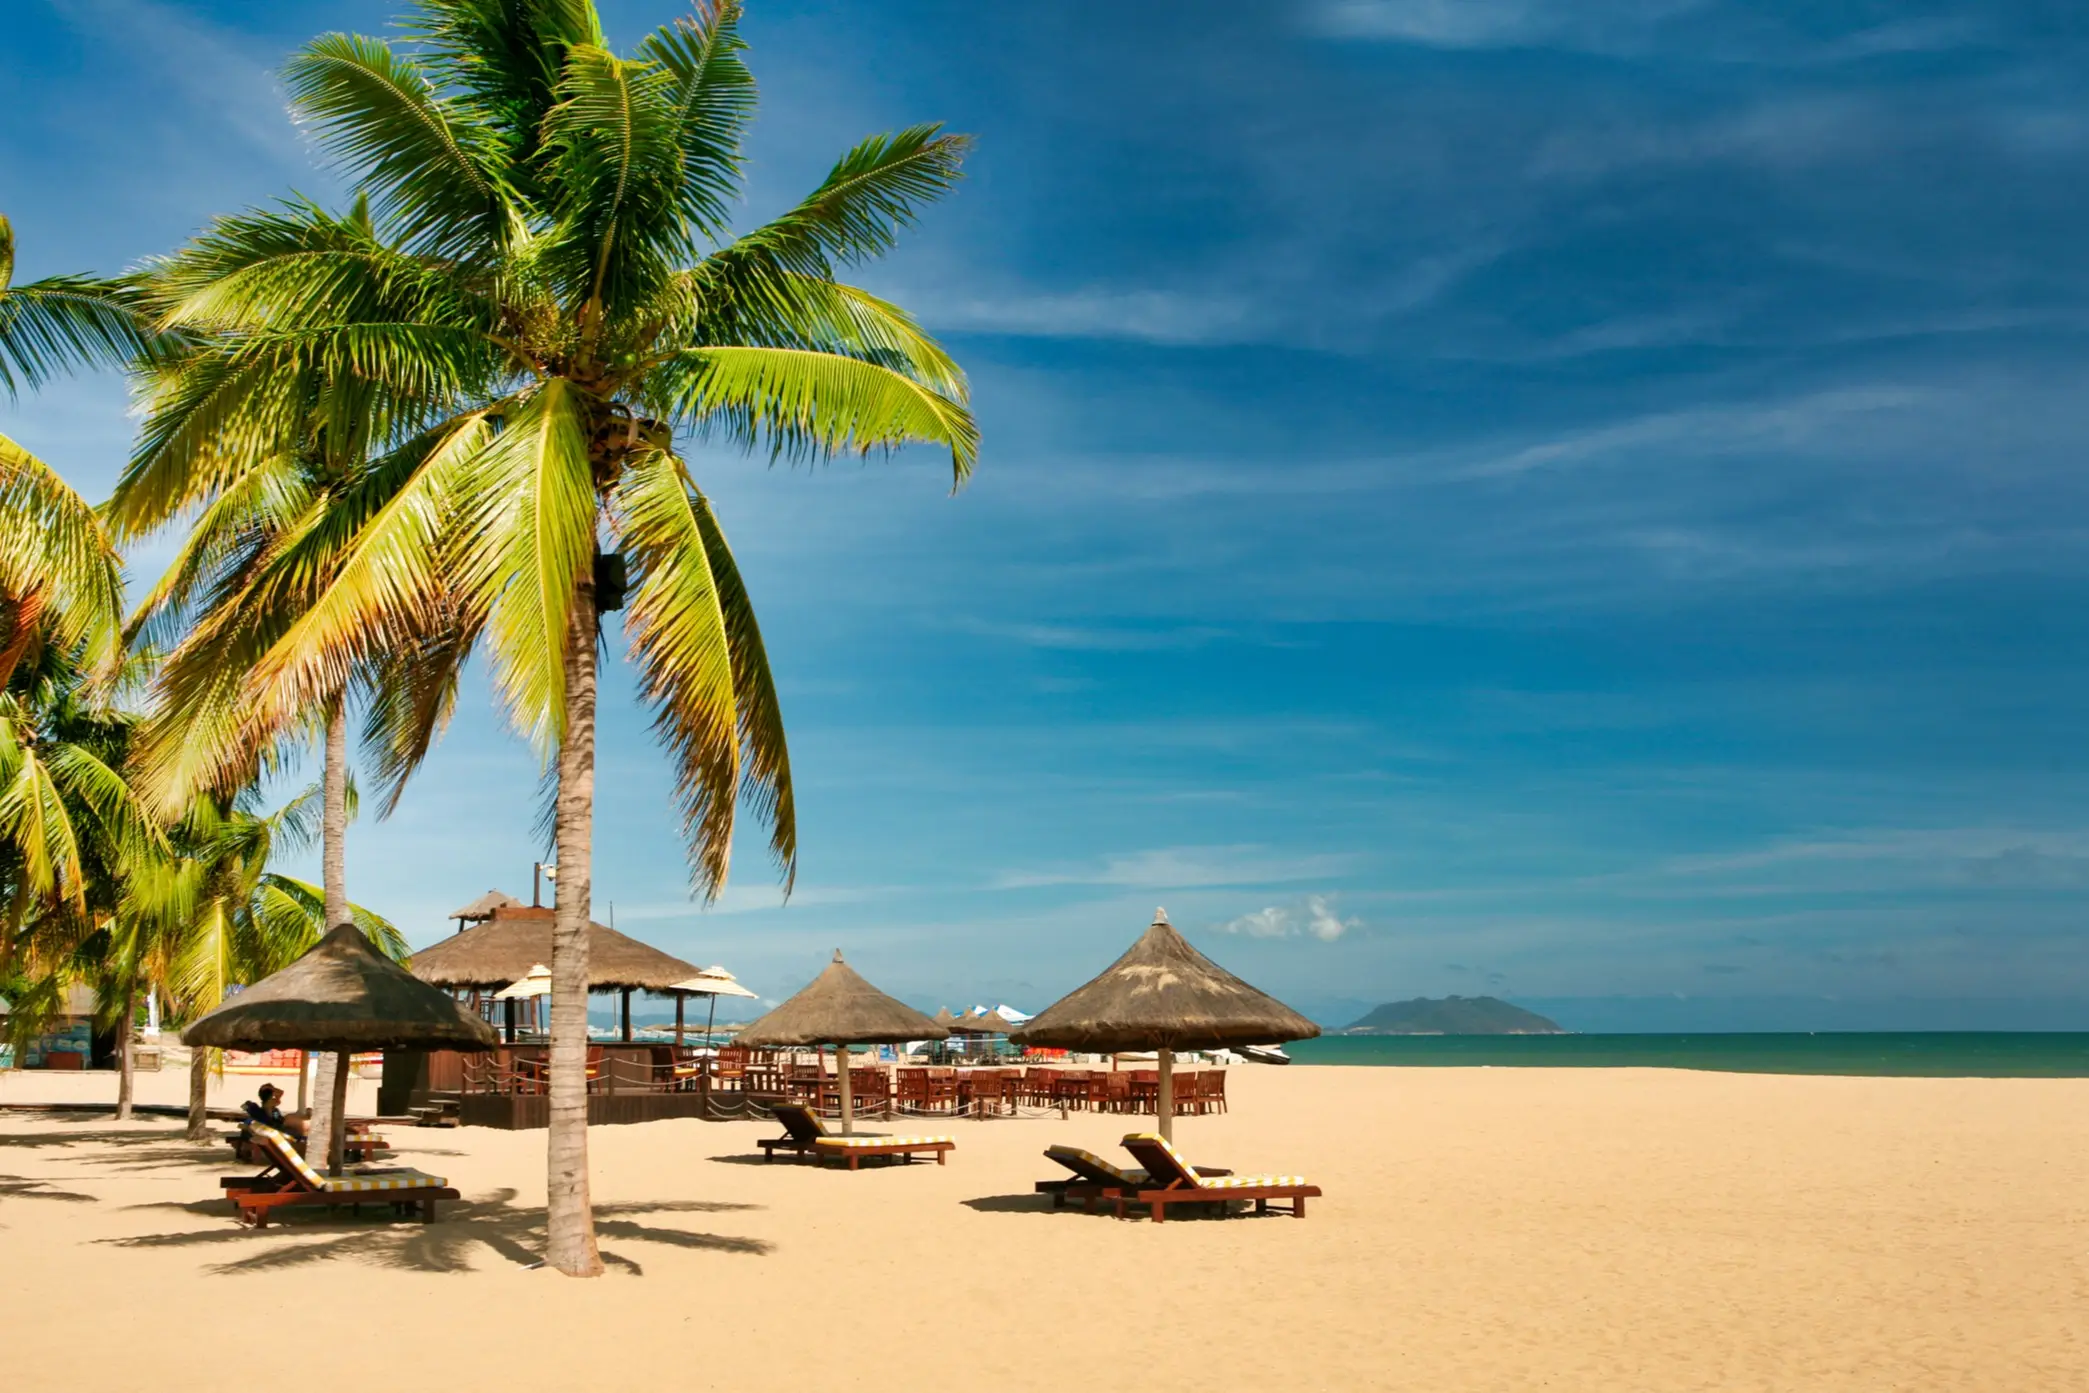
xmin=4 ymin=1064 xmax=2085 ymax=1392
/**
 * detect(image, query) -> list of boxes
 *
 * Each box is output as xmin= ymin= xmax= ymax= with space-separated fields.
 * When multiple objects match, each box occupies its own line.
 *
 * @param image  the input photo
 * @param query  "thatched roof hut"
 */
xmin=183 ymin=924 xmax=498 ymax=1052
xmin=449 ymin=889 xmax=522 ymax=923
xmin=1010 ymin=910 xmax=1320 ymax=1052
xmin=737 ymin=951 xmax=948 ymax=1047
xmin=408 ymin=905 xmax=701 ymax=992
xmin=951 ymin=1010 xmax=1016 ymax=1035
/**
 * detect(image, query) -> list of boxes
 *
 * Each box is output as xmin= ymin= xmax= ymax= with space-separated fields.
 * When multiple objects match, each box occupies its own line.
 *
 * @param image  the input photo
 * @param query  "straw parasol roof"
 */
xmin=951 ymin=1009 xmax=1015 ymax=1035
xmin=666 ymin=966 xmax=758 ymax=999
xmin=1010 ymin=909 xmax=1321 ymax=1052
xmin=493 ymin=963 xmax=551 ymax=1000
xmin=736 ymin=951 xmax=950 ymax=1047
xmin=449 ymin=889 xmax=522 ymax=922
xmin=183 ymin=924 xmax=499 ymax=1051
xmin=408 ymin=905 xmax=701 ymax=992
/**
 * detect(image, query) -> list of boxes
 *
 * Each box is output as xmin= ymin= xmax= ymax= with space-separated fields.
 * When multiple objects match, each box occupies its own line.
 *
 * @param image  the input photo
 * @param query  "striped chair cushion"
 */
xmin=1121 ymin=1131 xmax=1197 ymax=1183
xmin=812 ymin=1135 xmax=954 ymax=1149
xmin=251 ymin=1125 xmax=447 ymax=1192
xmin=1194 ymin=1175 xmax=1310 ymax=1190
xmin=1045 ymin=1144 xmax=1146 ymax=1185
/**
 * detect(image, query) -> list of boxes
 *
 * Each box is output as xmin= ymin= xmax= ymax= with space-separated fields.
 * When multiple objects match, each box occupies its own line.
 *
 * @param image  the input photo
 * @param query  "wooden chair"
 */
xmin=220 ymin=1125 xmax=457 ymax=1228
xmin=1116 ymin=1132 xmax=1320 ymax=1223
xmin=1034 ymin=1143 xmax=1231 ymax=1212
xmin=757 ymin=1103 xmax=955 ymax=1170
xmin=1021 ymin=1067 xmax=1058 ymax=1107
xmin=1050 ymin=1070 xmax=1091 ymax=1110
xmin=1103 ymin=1071 xmax=1133 ymax=1114
xmin=1201 ymin=1069 xmax=1228 ymax=1115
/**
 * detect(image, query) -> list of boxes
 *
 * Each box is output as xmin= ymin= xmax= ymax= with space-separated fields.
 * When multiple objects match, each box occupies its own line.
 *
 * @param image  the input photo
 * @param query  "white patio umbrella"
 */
xmin=665 ymin=965 xmax=758 ymax=1047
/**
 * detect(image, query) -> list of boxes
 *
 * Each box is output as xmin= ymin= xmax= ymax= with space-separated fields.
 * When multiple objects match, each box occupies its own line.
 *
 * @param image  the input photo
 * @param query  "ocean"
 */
xmin=1287 ymin=1032 xmax=2089 ymax=1077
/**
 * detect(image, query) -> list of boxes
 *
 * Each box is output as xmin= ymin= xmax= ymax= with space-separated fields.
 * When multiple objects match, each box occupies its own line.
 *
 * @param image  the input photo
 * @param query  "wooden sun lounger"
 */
xmin=220 ymin=1124 xmax=458 ymax=1228
xmin=1117 ymin=1132 xmax=1320 ymax=1223
xmin=758 ymin=1103 xmax=955 ymax=1170
xmin=225 ymin=1126 xmax=390 ymax=1165
xmin=1033 ymin=1143 xmax=1231 ymax=1212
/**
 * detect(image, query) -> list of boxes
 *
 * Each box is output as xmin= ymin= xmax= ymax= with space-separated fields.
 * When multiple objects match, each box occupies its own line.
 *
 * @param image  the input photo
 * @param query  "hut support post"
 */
xmin=504 ymin=999 xmax=517 ymax=1044
xmin=704 ymin=994 xmax=717 ymax=1048
xmin=620 ymin=989 xmax=632 ymax=1043
xmin=325 ymin=1050 xmax=351 ymax=1175
xmin=1157 ymin=1047 xmax=1175 ymax=1143
xmin=837 ymin=1043 xmax=854 ymax=1135
xmin=674 ymin=995 xmax=685 ymax=1049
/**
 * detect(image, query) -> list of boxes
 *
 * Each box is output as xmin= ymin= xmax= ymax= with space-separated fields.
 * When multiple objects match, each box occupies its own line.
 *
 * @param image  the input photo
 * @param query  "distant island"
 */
xmin=1341 ymin=996 xmax=1566 ymax=1035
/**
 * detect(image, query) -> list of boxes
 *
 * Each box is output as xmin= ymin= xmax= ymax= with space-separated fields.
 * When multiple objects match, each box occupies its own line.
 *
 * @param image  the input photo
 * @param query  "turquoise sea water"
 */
xmin=1288 ymin=1033 xmax=2089 ymax=1077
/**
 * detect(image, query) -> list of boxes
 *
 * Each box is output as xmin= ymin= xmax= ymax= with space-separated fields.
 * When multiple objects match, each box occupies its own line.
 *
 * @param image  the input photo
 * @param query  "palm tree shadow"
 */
xmin=100 ymin=1189 xmax=773 ymax=1275
xmin=0 ymin=1174 xmax=96 ymax=1203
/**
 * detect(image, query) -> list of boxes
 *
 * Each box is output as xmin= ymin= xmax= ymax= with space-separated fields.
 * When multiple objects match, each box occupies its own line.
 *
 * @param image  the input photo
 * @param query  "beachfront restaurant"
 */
xmin=387 ymin=895 xmax=734 ymax=1128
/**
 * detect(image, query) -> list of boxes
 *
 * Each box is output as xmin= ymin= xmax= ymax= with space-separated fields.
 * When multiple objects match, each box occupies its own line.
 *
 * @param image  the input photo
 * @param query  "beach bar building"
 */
xmin=387 ymin=897 xmax=723 ymax=1128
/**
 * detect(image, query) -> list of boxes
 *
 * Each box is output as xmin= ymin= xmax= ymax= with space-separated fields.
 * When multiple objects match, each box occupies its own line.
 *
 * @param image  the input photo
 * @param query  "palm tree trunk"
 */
xmin=308 ymin=700 xmax=351 ymax=1173
xmin=546 ymin=579 xmax=604 ymax=1277
xmin=113 ymin=981 xmax=136 ymax=1121
xmin=186 ymin=1046 xmax=210 ymax=1141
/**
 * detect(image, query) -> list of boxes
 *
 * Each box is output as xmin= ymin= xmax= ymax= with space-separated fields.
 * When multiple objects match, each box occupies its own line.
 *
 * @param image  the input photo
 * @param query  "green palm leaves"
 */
xmin=132 ymin=0 xmax=976 ymax=898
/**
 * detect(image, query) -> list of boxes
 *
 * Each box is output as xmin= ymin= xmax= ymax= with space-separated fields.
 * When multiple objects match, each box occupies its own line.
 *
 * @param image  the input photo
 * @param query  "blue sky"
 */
xmin=6 ymin=0 xmax=2089 ymax=1027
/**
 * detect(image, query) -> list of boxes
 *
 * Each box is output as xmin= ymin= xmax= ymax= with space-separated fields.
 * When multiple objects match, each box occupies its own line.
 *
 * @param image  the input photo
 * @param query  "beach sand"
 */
xmin=3 ymin=1064 xmax=2085 ymax=1392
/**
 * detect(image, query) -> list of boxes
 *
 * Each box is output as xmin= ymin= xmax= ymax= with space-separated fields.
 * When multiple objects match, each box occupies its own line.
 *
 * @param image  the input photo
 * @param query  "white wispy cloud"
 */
xmin=1213 ymin=894 xmax=1360 ymax=941
xmin=1312 ymin=0 xmax=1706 ymax=52
xmin=992 ymin=846 xmax=1359 ymax=891
xmin=51 ymin=0 xmax=304 ymax=164
xmin=908 ymin=286 xmax=1257 ymax=346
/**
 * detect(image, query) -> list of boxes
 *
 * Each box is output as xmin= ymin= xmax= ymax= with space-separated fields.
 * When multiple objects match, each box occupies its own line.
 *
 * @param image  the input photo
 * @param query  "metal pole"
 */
xmin=705 ymin=993 xmax=718 ymax=1047
xmin=1157 ymin=1047 xmax=1175 ymax=1144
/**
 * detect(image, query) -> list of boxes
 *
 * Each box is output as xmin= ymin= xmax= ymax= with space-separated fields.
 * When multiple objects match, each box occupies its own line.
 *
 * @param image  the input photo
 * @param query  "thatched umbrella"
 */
xmin=955 ymin=1009 xmax=1015 ymax=1035
xmin=1009 ymin=909 xmax=1320 ymax=1141
xmin=736 ymin=951 xmax=949 ymax=1133
xmin=184 ymin=924 xmax=497 ymax=1172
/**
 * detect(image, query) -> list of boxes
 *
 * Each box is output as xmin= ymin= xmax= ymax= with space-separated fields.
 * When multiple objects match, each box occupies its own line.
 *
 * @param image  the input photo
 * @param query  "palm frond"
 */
xmin=710 ymin=125 xmax=970 ymax=279
xmin=637 ymin=2 xmax=754 ymax=245
xmin=655 ymin=345 xmax=977 ymax=486
xmin=473 ymin=378 xmax=597 ymax=756
xmin=285 ymin=36 xmax=513 ymax=256
xmin=612 ymin=448 xmax=793 ymax=896
xmin=0 ymin=431 xmax=125 ymax=667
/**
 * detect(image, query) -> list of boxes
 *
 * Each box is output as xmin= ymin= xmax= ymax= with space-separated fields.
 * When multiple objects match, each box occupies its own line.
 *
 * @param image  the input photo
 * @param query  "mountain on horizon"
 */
xmin=1343 ymin=996 xmax=1566 ymax=1035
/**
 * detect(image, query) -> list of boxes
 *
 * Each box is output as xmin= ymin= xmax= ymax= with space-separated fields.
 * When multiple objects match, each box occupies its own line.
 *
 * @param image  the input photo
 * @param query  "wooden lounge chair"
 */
xmin=1116 ymin=1132 xmax=1320 ymax=1223
xmin=1033 ymin=1143 xmax=1232 ymax=1212
xmin=757 ymin=1103 xmax=955 ymax=1170
xmin=219 ymin=1124 xmax=458 ymax=1228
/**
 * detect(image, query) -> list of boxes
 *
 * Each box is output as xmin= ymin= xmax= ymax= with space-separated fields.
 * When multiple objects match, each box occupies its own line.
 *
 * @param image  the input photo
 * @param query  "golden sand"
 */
xmin=3 ymin=1064 xmax=2084 ymax=1391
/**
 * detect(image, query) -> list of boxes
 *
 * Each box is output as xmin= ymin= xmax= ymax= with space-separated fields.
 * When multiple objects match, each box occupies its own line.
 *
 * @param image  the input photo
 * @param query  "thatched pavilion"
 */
xmin=1011 ymin=909 xmax=1320 ymax=1140
xmin=410 ymin=901 xmax=702 ymax=1041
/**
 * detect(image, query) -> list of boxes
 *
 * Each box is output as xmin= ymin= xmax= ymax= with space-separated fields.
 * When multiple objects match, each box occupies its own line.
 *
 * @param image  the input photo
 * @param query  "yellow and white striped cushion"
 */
xmin=1045 ymin=1144 xmax=1146 ymax=1184
xmin=813 ymin=1135 xmax=954 ymax=1149
xmin=1121 ymin=1131 xmax=1197 ymax=1181
xmin=1194 ymin=1175 xmax=1310 ymax=1189
xmin=251 ymin=1125 xmax=447 ymax=1192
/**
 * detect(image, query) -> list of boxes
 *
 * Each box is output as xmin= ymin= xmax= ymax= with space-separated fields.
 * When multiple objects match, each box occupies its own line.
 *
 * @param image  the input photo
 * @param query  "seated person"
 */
xmin=242 ymin=1083 xmax=308 ymax=1139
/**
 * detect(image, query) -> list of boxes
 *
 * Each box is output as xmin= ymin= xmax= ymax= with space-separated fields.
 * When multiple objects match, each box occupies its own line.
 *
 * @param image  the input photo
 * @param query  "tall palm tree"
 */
xmin=111 ymin=200 xmax=446 ymax=1154
xmin=147 ymin=0 xmax=978 ymax=1275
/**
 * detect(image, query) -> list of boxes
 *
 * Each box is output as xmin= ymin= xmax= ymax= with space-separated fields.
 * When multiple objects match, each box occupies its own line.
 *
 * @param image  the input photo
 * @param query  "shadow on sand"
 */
xmin=102 ymin=1189 xmax=773 ymax=1275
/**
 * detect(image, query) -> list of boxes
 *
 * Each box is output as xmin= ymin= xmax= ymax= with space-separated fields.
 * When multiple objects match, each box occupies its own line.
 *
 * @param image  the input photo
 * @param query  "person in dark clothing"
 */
xmin=242 ymin=1083 xmax=307 ymax=1137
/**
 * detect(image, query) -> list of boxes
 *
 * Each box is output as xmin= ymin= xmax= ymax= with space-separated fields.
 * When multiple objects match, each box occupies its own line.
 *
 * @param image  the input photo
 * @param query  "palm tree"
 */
xmin=145 ymin=787 xmax=404 ymax=1140
xmin=147 ymin=0 xmax=977 ymax=1275
xmin=110 ymin=199 xmax=447 ymax=1155
xmin=0 ymin=639 xmax=157 ymax=1107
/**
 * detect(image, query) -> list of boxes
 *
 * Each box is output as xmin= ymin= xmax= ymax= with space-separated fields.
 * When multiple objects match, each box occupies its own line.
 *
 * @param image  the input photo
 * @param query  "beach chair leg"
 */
xmin=1152 ymin=1200 xmax=1166 ymax=1224
xmin=1256 ymin=1198 xmax=1268 ymax=1215
xmin=936 ymin=1149 xmax=945 ymax=1165
xmin=848 ymin=1154 xmax=860 ymax=1172
xmin=1294 ymin=1198 xmax=1306 ymax=1218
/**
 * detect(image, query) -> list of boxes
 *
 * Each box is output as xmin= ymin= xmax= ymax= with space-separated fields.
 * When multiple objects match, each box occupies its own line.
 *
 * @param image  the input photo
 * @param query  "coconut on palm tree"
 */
xmin=145 ymin=0 xmax=977 ymax=1274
